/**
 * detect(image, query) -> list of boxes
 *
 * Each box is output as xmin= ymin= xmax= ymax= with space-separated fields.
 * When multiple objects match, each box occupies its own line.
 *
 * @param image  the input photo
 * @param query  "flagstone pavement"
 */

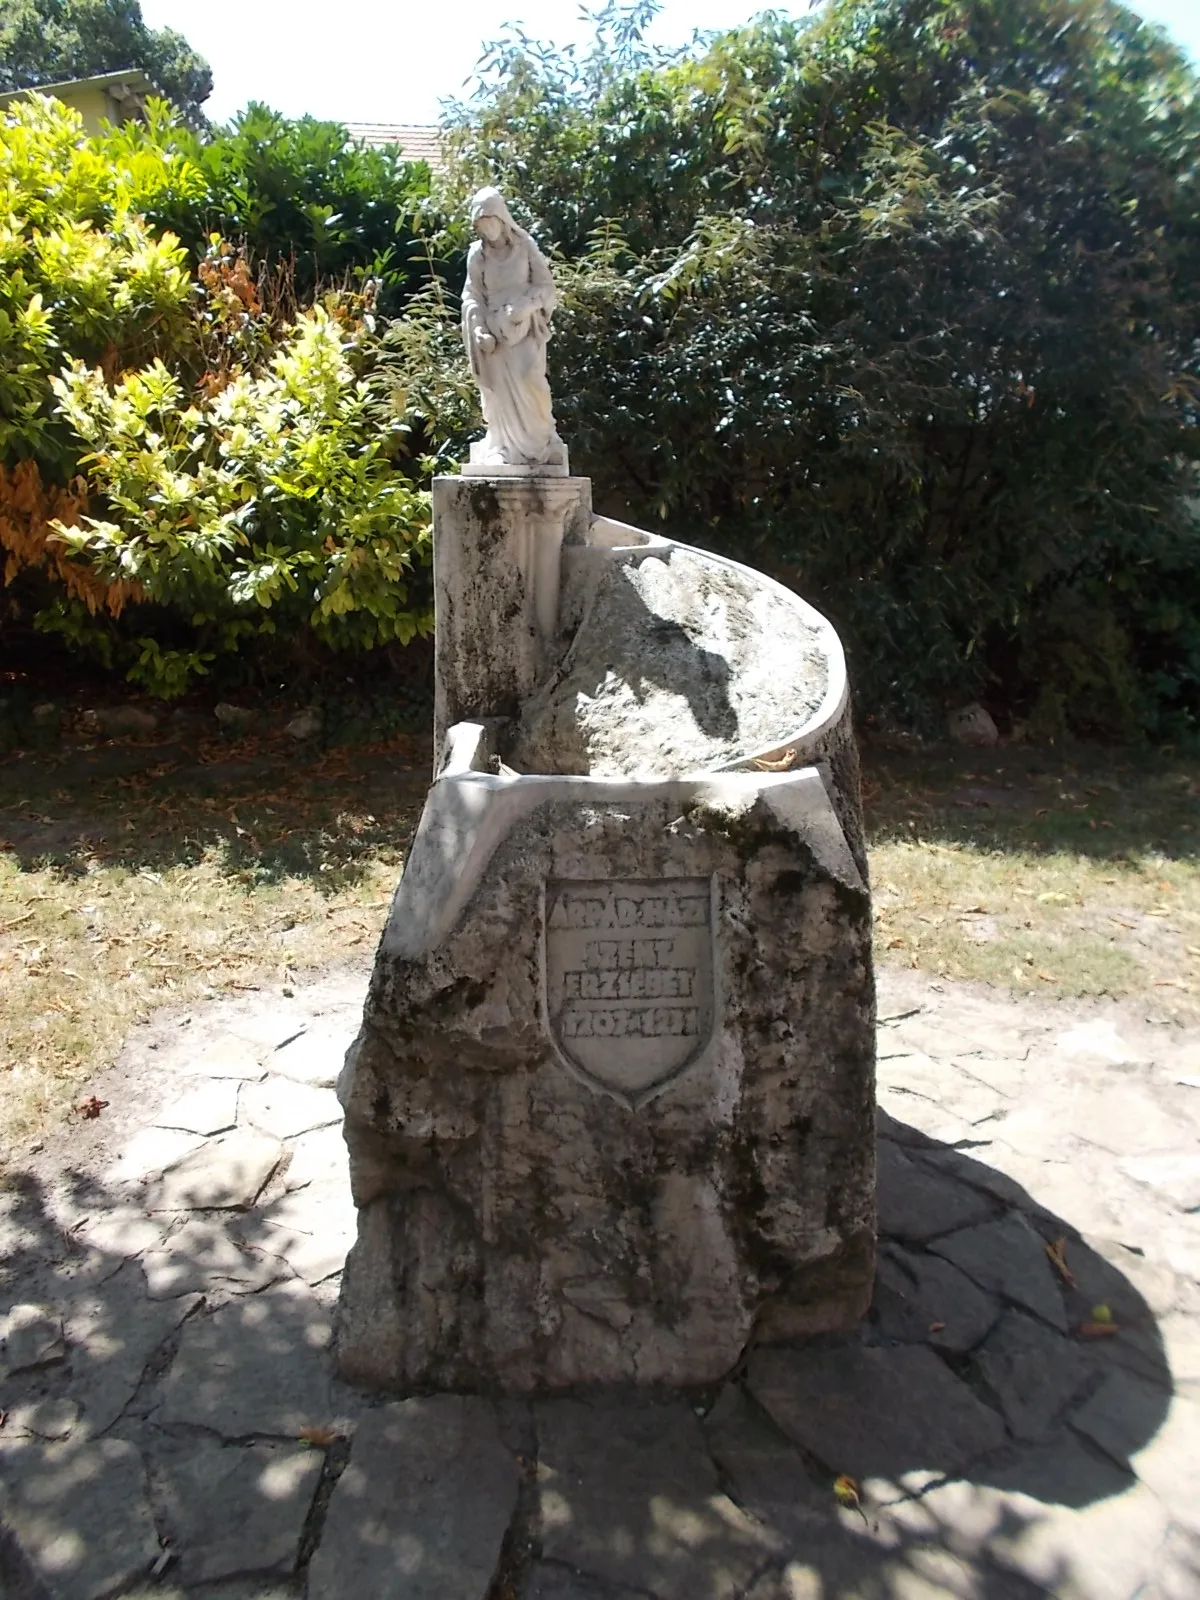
xmin=2 ymin=964 xmax=1200 ymax=1600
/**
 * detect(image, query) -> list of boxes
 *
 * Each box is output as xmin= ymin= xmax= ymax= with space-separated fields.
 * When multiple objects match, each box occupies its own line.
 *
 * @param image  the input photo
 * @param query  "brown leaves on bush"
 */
xmin=0 ymin=461 xmax=140 ymax=617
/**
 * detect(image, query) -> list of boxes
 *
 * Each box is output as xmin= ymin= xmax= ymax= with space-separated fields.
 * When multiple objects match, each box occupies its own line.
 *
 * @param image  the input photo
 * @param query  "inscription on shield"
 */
xmin=542 ymin=877 xmax=716 ymax=1106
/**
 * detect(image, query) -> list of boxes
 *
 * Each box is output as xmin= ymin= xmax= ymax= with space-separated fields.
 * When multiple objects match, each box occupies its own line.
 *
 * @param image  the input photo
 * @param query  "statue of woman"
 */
xmin=461 ymin=188 xmax=566 ymax=470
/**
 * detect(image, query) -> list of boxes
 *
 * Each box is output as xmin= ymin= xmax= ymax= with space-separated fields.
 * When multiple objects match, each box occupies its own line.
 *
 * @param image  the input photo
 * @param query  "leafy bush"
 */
xmin=444 ymin=0 xmax=1200 ymax=739
xmin=151 ymin=104 xmax=438 ymax=313
xmin=0 ymin=96 xmax=439 ymax=695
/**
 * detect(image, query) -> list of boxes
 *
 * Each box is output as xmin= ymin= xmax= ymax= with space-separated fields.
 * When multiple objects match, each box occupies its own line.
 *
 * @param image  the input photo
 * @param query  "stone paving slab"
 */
xmin=1 ymin=963 xmax=1199 ymax=1599
xmin=154 ymin=1437 xmax=323 ymax=1585
xmin=308 ymin=1398 xmax=518 ymax=1600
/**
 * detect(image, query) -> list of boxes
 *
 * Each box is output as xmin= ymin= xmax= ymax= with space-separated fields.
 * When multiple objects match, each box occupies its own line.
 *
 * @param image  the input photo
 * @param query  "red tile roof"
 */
xmin=344 ymin=123 xmax=444 ymax=168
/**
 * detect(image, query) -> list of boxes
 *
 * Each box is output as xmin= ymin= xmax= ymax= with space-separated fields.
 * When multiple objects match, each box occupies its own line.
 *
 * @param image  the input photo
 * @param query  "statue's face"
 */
xmin=475 ymin=214 xmax=504 ymax=243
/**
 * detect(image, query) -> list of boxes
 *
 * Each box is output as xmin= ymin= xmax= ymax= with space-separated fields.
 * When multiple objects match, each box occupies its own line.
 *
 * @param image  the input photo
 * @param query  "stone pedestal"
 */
xmin=432 ymin=474 xmax=591 ymax=771
xmin=336 ymin=474 xmax=876 ymax=1393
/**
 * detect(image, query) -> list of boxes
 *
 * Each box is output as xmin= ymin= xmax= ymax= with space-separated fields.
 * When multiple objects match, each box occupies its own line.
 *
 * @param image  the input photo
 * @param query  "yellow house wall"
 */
xmin=56 ymin=84 xmax=114 ymax=136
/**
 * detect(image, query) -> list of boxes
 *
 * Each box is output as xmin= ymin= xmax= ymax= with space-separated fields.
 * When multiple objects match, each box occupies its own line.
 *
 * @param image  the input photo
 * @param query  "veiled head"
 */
xmin=470 ymin=186 xmax=516 ymax=245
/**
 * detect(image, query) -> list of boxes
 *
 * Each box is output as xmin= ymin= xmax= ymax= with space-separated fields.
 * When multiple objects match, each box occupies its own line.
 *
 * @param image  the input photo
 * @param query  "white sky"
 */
xmin=138 ymin=0 xmax=1200 ymax=126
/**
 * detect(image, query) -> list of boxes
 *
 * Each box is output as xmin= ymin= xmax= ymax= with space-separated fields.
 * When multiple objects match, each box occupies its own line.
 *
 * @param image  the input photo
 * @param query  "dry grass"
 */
xmin=1 ymin=726 xmax=426 ymax=1156
xmin=3 ymin=721 xmax=1198 ymax=1158
xmin=865 ymin=745 xmax=1200 ymax=1021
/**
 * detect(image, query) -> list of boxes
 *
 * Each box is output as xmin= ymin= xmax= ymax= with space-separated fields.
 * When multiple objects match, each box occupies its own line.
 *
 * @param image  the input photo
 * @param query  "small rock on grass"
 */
xmin=214 ymin=703 xmax=257 ymax=733
xmin=284 ymin=707 xmax=322 ymax=741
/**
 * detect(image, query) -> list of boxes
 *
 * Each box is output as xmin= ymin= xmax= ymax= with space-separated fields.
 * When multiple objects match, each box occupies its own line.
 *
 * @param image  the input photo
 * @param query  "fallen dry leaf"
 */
xmin=833 ymin=1475 xmax=862 ymax=1509
xmin=75 ymin=1096 xmax=108 ymax=1120
xmin=1046 ymin=1236 xmax=1077 ymax=1288
xmin=298 ymin=1424 xmax=339 ymax=1448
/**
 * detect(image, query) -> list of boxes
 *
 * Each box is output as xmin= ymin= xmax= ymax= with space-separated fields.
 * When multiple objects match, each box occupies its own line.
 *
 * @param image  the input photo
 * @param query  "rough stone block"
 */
xmin=335 ymin=482 xmax=875 ymax=1391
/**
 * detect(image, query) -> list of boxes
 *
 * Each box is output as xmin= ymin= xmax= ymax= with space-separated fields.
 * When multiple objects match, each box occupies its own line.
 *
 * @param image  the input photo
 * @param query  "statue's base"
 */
xmin=460 ymin=459 xmax=571 ymax=478
xmin=462 ymin=441 xmax=570 ymax=477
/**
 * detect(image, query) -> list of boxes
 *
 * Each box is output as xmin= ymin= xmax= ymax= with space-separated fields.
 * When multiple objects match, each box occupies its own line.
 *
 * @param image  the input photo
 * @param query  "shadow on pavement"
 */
xmin=0 ymin=1105 xmax=1192 ymax=1600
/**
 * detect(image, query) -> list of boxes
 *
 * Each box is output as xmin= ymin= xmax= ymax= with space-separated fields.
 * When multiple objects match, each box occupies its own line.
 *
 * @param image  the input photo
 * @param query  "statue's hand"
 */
xmin=475 ymin=329 xmax=497 ymax=354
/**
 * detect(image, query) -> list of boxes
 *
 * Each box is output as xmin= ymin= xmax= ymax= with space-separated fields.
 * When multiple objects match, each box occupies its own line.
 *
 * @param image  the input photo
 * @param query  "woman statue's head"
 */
xmin=469 ymin=186 xmax=515 ymax=246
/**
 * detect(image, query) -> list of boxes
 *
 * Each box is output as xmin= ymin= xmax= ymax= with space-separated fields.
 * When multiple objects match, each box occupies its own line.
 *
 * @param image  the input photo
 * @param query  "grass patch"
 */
xmin=864 ymin=743 xmax=1200 ymax=1017
xmin=3 ymin=720 xmax=1197 ymax=1158
xmin=0 ymin=723 xmax=427 ymax=1156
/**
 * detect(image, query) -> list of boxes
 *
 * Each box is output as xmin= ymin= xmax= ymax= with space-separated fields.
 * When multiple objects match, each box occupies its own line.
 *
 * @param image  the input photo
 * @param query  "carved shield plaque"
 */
xmin=542 ymin=878 xmax=716 ymax=1107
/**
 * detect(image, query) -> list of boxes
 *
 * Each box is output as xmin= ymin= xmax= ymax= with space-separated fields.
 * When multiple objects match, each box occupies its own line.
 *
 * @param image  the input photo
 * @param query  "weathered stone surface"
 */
xmin=536 ymin=1397 xmax=774 ymax=1599
xmin=1144 ymin=1526 xmax=1200 ymax=1600
xmin=6 ymin=1398 xmax=80 ymax=1440
xmin=871 ymin=1245 xmax=999 ymax=1353
xmin=155 ymin=1079 xmax=240 ymax=1136
xmin=146 ymin=1128 xmax=282 ymax=1211
xmin=107 ymin=1126 xmax=206 ymax=1187
xmin=876 ymin=1141 xmax=996 ymax=1241
xmin=878 ymin=1054 xmax=1005 ymax=1128
xmin=515 ymin=544 xmax=830 ymax=778
xmin=281 ymin=1122 xmax=347 ymax=1192
xmin=158 ymin=1439 xmax=322 ymax=1582
xmin=1119 ymin=1152 xmax=1200 ymax=1212
xmin=79 ymin=1208 xmax=172 ymax=1259
xmin=192 ymin=1035 xmax=267 ymax=1078
xmin=888 ymin=1436 xmax=1168 ymax=1600
xmin=269 ymin=1028 xmax=351 ymax=1088
xmin=702 ymin=1383 xmax=833 ymax=1542
xmin=338 ymin=774 xmax=874 ymax=1391
xmin=526 ymin=1564 xmax=650 ymax=1600
xmin=260 ymin=1179 xmax=355 ymax=1286
xmin=336 ymin=486 xmax=873 ymax=1391
xmin=1073 ymin=1379 xmax=1200 ymax=1531
xmin=975 ymin=1310 xmax=1091 ymax=1441
xmin=63 ymin=1261 xmax=200 ymax=1434
xmin=1 ymin=1304 xmax=64 ymax=1375
xmin=0 ymin=1436 xmax=159 ymax=1600
xmin=142 ymin=1217 xmax=290 ymax=1298
xmin=241 ymin=1078 xmax=341 ymax=1141
xmin=746 ymin=1345 xmax=1007 ymax=1486
xmin=159 ymin=1279 xmax=331 ymax=1437
xmin=930 ymin=1214 xmax=1068 ymax=1332
xmin=308 ymin=1398 xmax=517 ymax=1600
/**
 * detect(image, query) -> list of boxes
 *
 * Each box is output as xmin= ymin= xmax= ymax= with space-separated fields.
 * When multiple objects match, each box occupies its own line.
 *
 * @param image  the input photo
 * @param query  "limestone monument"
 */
xmin=335 ymin=189 xmax=876 ymax=1393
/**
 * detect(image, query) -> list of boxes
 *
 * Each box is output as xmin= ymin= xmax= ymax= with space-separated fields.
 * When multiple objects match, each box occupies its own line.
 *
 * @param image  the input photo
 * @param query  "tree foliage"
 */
xmin=0 ymin=0 xmax=212 ymax=126
xmin=444 ymin=0 xmax=1200 ymax=739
